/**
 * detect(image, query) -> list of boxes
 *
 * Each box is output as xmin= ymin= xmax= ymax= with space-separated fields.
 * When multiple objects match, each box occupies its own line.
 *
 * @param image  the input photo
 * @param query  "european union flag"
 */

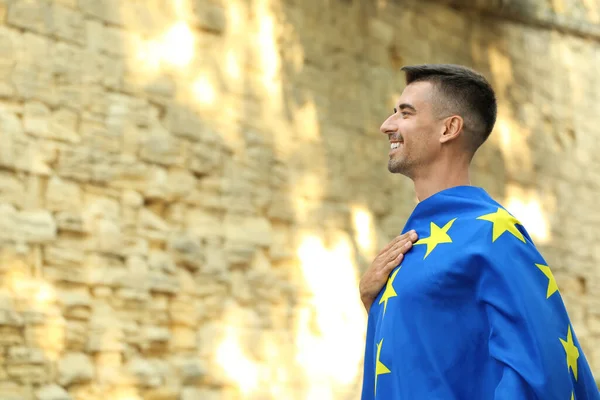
xmin=361 ymin=186 xmax=600 ymax=399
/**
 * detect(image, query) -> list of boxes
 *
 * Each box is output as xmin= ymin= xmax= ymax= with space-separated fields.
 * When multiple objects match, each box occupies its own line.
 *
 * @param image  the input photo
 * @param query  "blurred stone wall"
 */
xmin=0 ymin=0 xmax=598 ymax=399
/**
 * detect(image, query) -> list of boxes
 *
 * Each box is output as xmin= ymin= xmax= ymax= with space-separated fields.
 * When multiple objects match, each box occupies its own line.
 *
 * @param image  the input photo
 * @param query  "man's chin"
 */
xmin=387 ymin=161 xmax=405 ymax=174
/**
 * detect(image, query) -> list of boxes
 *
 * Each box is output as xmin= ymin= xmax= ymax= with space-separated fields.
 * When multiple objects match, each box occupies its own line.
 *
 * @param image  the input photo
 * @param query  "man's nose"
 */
xmin=380 ymin=115 xmax=396 ymax=136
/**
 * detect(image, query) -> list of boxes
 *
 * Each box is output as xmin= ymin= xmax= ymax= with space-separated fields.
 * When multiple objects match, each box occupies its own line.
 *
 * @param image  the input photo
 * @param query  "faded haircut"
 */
xmin=401 ymin=64 xmax=497 ymax=154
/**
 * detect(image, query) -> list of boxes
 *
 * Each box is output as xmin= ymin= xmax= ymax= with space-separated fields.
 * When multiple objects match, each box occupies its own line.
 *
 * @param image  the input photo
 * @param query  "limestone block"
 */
xmin=139 ymin=132 xmax=185 ymax=166
xmin=86 ymin=218 xmax=123 ymax=255
xmin=8 ymin=2 xmax=83 ymax=44
xmin=189 ymin=140 xmax=222 ymax=176
xmin=0 ymin=309 xmax=24 ymax=327
xmin=0 ymin=171 xmax=25 ymax=206
xmin=165 ymin=169 xmax=196 ymax=200
xmin=168 ymin=234 xmax=204 ymax=271
xmin=171 ymin=326 xmax=197 ymax=350
xmin=7 ymin=347 xmax=46 ymax=364
xmin=269 ymin=226 xmax=293 ymax=261
xmin=230 ymin=271 xmax=252 ymax=304
xmin=35 ymin=384 xmax=71 ymax=400
xmin=163 ymin=103 xmax=208 ymax=142
xmin=0 ymin=382 xmax=34 ymax=400
xmin=54 ymin=211 xmax=85 ymax=233
xmin=78 ymin=0 xmax=123 ymax=25
xmin=52 ymin=4 xmax=85 ymax=45
xmin=122 ymin=190 xmax=143 ymax=209
xmin=12 ymin=63 xmax=55 ymax=106
xmin=143 ymin=74 xmax=176 ymax=98
xmin=267 ymin=191 xmax=295 ymax=223
xmin=55 ymin=147 xmax=110 ymax=183
xmin=87 ymin=304 xmax=124 ymax=352
xmin=139 ymin=208 xmax=170 ymax=235
xmin=0 ymin=111 xmax=53 ymax=175
xmin=147 ymin=271 xmax=179 ymax=295
xmin=7 ymin=1 xmax=51 ymax=35
xmin=190 ymin=2 xmax=226 ymax=32
xmin=57 ymin=353 xmax=94 ymax=386
xmin=222 ymin=240 xmax=254 ymax=267
xmin=5 ymin=363 xmax=49 ymax=385
xmin=64 ymin=320 xmax=87 ymax=351
xmin=0 ymin=205 xmax=57 ymax=243
xmin=224 ymin=214 xmax=273 ymax=247
xmin=148 ymin=251 xmax=176 ymax=275
xmin=185 ymin=208 xmax=223 ymax=239
xmin=143 ymin=387 xmax=179 ymax=400
xmin=52 ymin=41 xmax=82 ymax=80
xmin=46 ymin=177 xmax=82 ymax=212
xmin=125 ymin=357 xmax=162 ymax=387
xmin=181 ymin=388 xmax=222 ymax=400
xmin=56 ymin=287 xmax=91 ymax=319
xmin=49 ymin=108 xmax=80 ymax=143
xmin=0 ymin=326 xmax=23 ymax=345
xmin=172 ymin=357 xmax=206 ymax=385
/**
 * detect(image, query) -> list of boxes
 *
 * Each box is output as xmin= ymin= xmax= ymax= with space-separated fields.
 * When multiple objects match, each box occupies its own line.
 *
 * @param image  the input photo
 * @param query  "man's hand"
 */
xmin=359 ymin=230 xmax=418 ymax=313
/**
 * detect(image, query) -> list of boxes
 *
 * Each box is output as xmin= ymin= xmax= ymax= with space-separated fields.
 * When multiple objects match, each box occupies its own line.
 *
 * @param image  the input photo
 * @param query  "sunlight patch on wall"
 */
xmin=111 ymin=387 xmax=142 ymax=400
xmin=291 ymin=173 xmax=325 ymax=223
xmin=226 ymin=50 xmax=241 ymax=80
xmin=136 ymin=21 xmax=195 ymax=70
xmin=8 ymin=271 xmax=55 ymax=306
xmin=256 ymin=0 xmax=280 ymax=95
xmin=4 ymin=269 xmax=65 ymax=360
xmin=504 ymin=184 xmax=552 ymax=244
xmin=215 ymin=327 xmax=260 ymax=395
xmin=352 ymin=206 xmax=376 ymax=260
xmin=488 ymin=46 xmax=514 ymax=96
xmin=192 ymin=75 xmax=216 ymax=105
xmin=493 ymin=117 xmax=533 ymax=177
xmin=295 ymin=233 xmax=367 ymax=392
xmin=295 ymin=100 xmax=321 ymax=141
xmin=215 ymin=309 xmax=260 ymax=396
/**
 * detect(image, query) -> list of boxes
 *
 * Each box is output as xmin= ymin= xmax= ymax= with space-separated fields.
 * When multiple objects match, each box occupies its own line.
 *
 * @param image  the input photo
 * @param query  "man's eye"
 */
xmin=393 ymin=108 xmax=397 ymax=114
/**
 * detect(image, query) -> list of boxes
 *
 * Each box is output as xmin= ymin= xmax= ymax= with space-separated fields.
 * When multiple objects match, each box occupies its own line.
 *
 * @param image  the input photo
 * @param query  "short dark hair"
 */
xmin=401 ymin=64 xmax=497 ymax=154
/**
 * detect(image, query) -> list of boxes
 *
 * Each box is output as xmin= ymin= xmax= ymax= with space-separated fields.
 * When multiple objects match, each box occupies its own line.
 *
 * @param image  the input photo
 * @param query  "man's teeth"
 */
xmin=391 ymin=142 xmax=401 ymax=149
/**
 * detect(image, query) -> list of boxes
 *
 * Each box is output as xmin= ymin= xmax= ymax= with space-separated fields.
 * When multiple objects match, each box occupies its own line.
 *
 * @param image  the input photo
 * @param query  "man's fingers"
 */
xmin=377 ymin=239 xmax=414 ymax=267
xmin=379 ymin=235 xmax=403 ymax=253
xmin=384 ymin=253 xmax=404 ymax=272
xmin=379 ymin=230 xmax=417 ymax=254
xmin=383 ymin=241 xmax=414 ymax=270
xmin=388 ymin=237 xmax=415 ymax=255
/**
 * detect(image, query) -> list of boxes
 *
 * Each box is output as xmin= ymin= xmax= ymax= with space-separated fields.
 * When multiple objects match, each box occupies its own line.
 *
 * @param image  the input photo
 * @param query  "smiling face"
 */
xmin=380 ymin=81 xmax=446 ymax=178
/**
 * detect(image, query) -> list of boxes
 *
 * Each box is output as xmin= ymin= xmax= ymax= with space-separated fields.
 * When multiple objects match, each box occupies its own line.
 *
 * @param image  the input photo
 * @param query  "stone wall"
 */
xmin=0 ymin=0 xmax=598 ymax=399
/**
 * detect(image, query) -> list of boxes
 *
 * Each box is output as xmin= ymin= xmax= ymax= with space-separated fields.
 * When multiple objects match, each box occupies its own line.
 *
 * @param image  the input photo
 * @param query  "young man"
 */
xmin=359 ymin=64 xmax=599 ymax=399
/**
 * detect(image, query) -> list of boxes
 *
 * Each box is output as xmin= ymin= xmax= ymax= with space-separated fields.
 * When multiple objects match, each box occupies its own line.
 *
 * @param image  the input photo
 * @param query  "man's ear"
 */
xmin=439 ymin=115 xmax=463 ymax=144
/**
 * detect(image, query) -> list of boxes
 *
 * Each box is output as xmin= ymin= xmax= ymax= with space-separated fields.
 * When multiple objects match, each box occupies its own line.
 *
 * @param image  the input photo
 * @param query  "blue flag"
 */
xmin=361 ymin=186 xmax=599 ymax=399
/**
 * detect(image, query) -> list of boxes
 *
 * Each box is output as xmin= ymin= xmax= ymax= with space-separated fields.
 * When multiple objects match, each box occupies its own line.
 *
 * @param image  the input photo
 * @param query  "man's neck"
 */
xmin=411 ymin=160 xmax=472 ymax=202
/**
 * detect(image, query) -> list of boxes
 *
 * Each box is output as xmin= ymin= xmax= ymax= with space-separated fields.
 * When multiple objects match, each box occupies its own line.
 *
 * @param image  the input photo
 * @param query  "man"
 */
xmin=359 ymin=64 xmax=599 ymax=399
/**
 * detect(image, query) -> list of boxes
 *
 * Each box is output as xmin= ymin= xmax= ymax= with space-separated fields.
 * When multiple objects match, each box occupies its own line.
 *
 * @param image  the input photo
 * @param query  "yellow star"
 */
xmin=375 ymin=338 xmax=391 ymax=396
xmin=571 ymin=391 xmax=574 ymax=400
xmin=559 ymin=325 xmax=580 ymax=381
xmin=414 ymin=218 xmax=457 ymax=259
xmin=379 ymin=267 xmax=400 ymax=316
xmin=535 ymin=263 xmax=559 ymax=298
xmin=477 ymin=207 xmax=525 ymax=243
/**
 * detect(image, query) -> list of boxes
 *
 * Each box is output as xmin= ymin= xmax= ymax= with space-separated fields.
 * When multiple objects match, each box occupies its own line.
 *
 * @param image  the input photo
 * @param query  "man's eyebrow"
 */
xmin=398 ymin=103 xmax=417 ymax=112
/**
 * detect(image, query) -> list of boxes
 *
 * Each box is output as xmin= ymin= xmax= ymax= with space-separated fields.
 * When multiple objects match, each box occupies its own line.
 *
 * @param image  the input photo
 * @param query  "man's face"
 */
xmin=380 ymin=81 xmax=443 ymax=177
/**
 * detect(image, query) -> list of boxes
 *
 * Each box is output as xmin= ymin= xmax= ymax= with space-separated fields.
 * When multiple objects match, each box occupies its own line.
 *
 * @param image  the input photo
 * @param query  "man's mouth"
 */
xmin=390 ymin=139 xmax=403 ymax=150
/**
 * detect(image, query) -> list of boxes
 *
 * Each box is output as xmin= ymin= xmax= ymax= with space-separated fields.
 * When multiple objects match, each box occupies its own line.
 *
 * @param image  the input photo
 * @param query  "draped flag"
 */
xmin=361 ymin=186 xmax=600 ymax=399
